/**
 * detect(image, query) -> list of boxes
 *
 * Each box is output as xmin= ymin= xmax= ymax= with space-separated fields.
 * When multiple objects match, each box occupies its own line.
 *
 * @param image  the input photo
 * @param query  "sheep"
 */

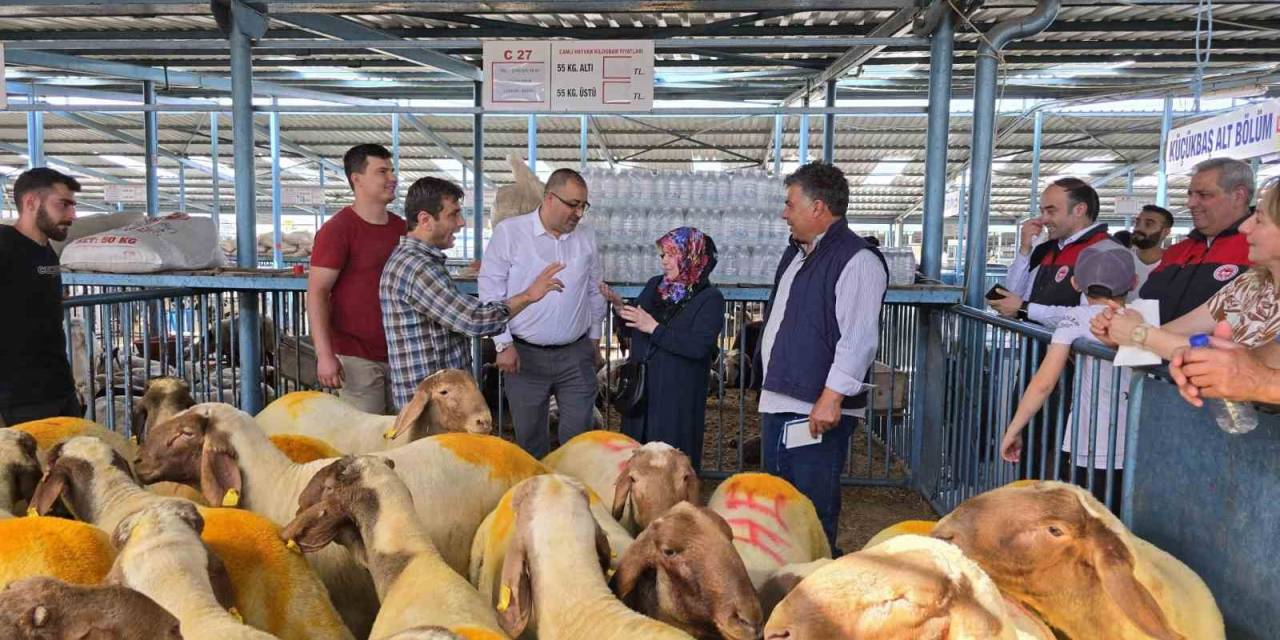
xmin=707 ymin=473 xmax=832 ymax=589
xmin=256 ymin=369 xmax=494 ymax=454
xmin=488 ymin=474 xmax=694 ymax=639
xmin=0 ymin=576 xmax=182 ymax=640
xmin=862 ymin=519 xmax=937 ymax=550
xmin=931 ymin=480 xmax=1225 ymax=640
xmin=280 ymin=455 xmax=509 ymax=640
xmin=763 ymin=534 xmax=1056 ymax=640
xmin=0 ymin=429 xmax=41 ymax=518
xmin=543 ymin=433 xmax=700 ymax=533
xmin=270 ymin=433 xmax=342 ymax=463
xmin=28 ymin=436 xmax=352 ymax=640
xmin=12 ymin=416 xmax=138 ymax=465
xmin=610 ymin=501 xmax=761 ymax=640
xmin=0 ymin=516 xmax=117 ymax=590
xmin=135 ymin=403 xmax=548 ymax=636
xmin=107 ymin=500 xmax=276 ymax=640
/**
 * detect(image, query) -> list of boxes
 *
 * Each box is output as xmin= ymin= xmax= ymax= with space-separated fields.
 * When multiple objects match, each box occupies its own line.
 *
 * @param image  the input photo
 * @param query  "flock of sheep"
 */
xmin=0 ymin=371 xmax=1225 ymax=639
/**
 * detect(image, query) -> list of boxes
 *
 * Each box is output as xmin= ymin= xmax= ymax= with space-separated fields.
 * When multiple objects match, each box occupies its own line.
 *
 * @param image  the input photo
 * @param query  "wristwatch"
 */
xmin=494 ymin=341 xmax=513 ymax=353
xmin=1130 ymin=323 xmax=1152 ymax=347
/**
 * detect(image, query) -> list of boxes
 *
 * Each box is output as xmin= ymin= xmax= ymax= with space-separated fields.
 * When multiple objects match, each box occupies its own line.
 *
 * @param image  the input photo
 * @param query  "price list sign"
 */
xmin=484 ymin=40 xmax=653 ymax=113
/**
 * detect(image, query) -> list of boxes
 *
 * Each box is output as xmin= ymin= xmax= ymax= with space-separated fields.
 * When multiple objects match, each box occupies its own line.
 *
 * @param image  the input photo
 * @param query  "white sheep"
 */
xmin=0 ymin=575 xmax=181 ymax=640
xmin=136 ymin=403 xmax=549 ymax=637
xmin=281 ymin=455 xmax=509 ymax=640
xmin=488 ymin=474 xmax=694 ymax=640
xmin=28 ymin=436 xmax=352 ymax=640
xmin=0 ymin=429 xmax=40 ymax=518
xmin=256 ymin=369 xmax=493 ymax=454
xmin=764 ymin=535 xmax=1056 ymax=639
xmin=932 ymin=480 xmax=1225 ymax=640
xmin=543 ymin=433 xmax=700 ymax=533
xmin=707 ymin=473 xmax=832 ymax=589
xmin=108 ymin=500 xmax=276 ymax=640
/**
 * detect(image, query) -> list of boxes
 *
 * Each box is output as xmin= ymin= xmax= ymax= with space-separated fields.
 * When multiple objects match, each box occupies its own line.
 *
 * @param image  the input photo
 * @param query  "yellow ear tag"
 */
xmin=129 ymin=435 xmax=139 ymax=445
xmin=607 ymin=568 xmax=617 ymax=580
xmin=228 ymin=607 xmax=244 ymax=623
xmin=286 ymin=539 xmax=301 ymax=553
xmin=221 ymin=489 xmax=240 ymax=508
xmin=497 ymin=585 xmax=512 ymax=612
xmin=26 ymin=507 xmax=38 ymax=518
xmin=382 ymin=428 xmax=397 ymax=440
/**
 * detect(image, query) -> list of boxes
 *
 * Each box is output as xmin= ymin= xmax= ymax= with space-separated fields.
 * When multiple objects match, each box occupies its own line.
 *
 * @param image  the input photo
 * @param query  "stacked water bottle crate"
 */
xmin=584 ymin=167 xmax=790 ymax=285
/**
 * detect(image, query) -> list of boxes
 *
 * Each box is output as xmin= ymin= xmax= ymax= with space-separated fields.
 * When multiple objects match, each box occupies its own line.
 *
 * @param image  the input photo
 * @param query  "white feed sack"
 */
xmin=60 ymin=213 xmax=228 ymax=273
xmin=492 ymin=154 xmax=545 ymax=227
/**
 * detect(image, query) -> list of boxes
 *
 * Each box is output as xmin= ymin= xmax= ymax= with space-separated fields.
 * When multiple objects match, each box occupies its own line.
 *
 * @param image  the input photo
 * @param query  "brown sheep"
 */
xmin=0 ymin=576 xmax=182 ymax=640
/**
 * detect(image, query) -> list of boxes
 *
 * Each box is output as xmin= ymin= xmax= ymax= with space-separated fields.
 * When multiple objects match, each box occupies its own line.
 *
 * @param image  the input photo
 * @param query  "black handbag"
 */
xmin=609 ymin=358 xmax=647 ymax=416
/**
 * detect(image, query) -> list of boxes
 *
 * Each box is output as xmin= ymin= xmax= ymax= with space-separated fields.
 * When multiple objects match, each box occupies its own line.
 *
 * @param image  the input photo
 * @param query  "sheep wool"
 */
xmin=861 ymin=519 xmax=937 ymax=550
xmin=0 ymin=516 xmax=115 ymax=589
xmin=12 ymin=416 xmax=138 ymax=463
xmin=708 ymin=473 xmax=832 ymax=589
xmin=269 ymin=434 xmax=342 ymax=463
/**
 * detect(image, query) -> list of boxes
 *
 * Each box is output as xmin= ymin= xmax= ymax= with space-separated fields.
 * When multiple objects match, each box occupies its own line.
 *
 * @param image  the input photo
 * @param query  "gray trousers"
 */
xmin=505 ymin=336 xmax=598 ymax=459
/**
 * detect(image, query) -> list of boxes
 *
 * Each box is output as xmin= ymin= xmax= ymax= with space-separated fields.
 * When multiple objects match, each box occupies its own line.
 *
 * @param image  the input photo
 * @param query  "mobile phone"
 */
xmin=985 ymin=284 xmax=1010 ymax=301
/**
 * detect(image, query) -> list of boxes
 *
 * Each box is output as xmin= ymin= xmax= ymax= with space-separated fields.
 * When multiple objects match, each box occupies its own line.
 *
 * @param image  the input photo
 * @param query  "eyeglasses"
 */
xmin=549 ymin=191 xmax=591 ymax=213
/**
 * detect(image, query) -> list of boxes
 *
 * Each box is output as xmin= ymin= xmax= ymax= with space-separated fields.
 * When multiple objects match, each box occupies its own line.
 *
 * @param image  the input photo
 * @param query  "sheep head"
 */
xmin=612 ymin=442 xmax=700 ymax=530
xmin=932 ymin=480 xmax=1182 ymax=640
xmin=612 ymin=501 xmax=761 ymax=640
xmin=29 ymin=436 xmax=134 ymax=520
xmin=387 ymin=369 xmax=493 ymax=441
xmin=134 ymin=404 xmax=243 ymax=509
xmin=0 ymin=577 xmax=182 ymax=640
xmin=279 ymin=455 xmax=398 ymax=564
xmin=108 ymin=500 xmax=237 ymax=613
xmin=0 ymin=429 xmax=41 ymax=515
xmin=131 ymin=377 xmax=196 ymax=443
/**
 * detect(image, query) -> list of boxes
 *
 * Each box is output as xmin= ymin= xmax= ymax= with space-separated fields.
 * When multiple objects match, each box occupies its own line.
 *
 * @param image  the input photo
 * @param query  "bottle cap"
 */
xmin=1189 ymin=333 xmax=1210 ymax=348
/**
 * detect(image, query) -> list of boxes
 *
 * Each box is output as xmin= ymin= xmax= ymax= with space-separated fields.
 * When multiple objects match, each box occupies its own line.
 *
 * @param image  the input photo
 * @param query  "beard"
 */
xmin=1131 ymin=232 xmax=1161 ymax=250
xmin=36 ymin=203 xmax=71 ymax=242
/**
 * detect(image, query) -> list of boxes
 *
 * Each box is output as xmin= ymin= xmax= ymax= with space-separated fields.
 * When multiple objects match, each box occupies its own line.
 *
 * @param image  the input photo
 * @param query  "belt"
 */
xmin=512 ymin=333 xmax=587 ymax=350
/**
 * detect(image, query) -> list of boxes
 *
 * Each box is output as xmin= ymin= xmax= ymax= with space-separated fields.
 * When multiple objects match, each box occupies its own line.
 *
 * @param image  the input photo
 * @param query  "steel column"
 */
xmin=822 ymin=80 xmax=836 ymax=164
xmin=178 ymin=162 xmax=186 ymax=211
xmin=579 ymin=115 xmax=589 ymax=170
xmin=25 ymin=111 xmax=44 ymax=168
xmin=230 ymin=0 xmax=264 ymax=414
xmin=391 ymin=112 xmax=401 ymax=200
xmin=318 ymin=164 xmax=327 ymax=225
xmin=143 ymin=80 xmax=159 ymax=217
xmin=210 ymin=113 xmax=220 ymax=230
xmin=1157 ymin=96 xmax=1173 ymax=207
xmin=964 ymin=0 xmax=1060 ymax=307
xmin=798 ymin=114 xmax=810 ymax=164
xmin=472 ymin=81 xmax=485 ymax=382
xmin=527 ymin=114 xmax=537 ymax=172
xmin=920 ymin=4 xmax=954 ymax=281
xmin=1029 ymin=110 xmax=1043 ymax=217
xmin=270 ymin=109 xmax=284 ymax=269
xmin=772 ymin=114 xmax=783 ymax=175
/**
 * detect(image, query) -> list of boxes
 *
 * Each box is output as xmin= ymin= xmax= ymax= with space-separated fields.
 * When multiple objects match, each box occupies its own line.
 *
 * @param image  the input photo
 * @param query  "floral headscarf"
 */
xmin=656 ymin=226 xmax=717 ymax=305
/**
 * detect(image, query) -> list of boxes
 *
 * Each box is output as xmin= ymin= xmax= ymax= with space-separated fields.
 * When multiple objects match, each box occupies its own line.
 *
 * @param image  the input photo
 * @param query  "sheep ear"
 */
xmin=131 ymin=400 xmax=149 ymax=443
xmin=387 ymin=385 xmax=432 ymax=441
xmin=205 ymin=544 xmax=237 ymax=611
xmin=497 ymin=536 xmax=533 ymax=638
xmin=1091 ymin=525 xmax=1183 ymax=640
xmin=28 ymin=604 xmax=50 ymax=628
xmin=611 ymin=468 xmax=633 ymax=521
xmin=199 ymin=431 xmax=242 ymax=508
xmin=595 ymin=523 xmax=613 ymax=575
xmin=682 ymin=468 xmax=702 ymax=506
xmin=610 ymin=527 xmax=655 ymax=603
xmin=29 ymin=466 xmax=69 ymax=517
xmin=111 ymin=512 xmax=140 ymax=550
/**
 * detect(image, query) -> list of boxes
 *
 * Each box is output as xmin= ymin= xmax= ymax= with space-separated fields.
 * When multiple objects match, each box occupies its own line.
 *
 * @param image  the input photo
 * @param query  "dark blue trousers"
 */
xmin=760 ymin=411 xmax=853 ymax=552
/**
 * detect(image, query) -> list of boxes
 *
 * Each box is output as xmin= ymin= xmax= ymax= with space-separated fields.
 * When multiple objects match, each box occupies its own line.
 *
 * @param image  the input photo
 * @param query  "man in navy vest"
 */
xmin=756 ymin=162 xmax=887 ymax=551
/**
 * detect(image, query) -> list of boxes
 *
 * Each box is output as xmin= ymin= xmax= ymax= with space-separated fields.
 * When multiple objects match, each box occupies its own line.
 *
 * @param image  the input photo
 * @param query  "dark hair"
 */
xmin=13 ymin=167 xmax=81 ymax=211
xmin=403 ymin=177 xmax=464 ymax=231
xmin=1111 ymin=230 xmax=1132 ymax=248
xmin=342 ymin=144 xmax=393 ymax=188
xmin=1050 ymin=177 xmax=1100 ymax=221
xmin=544 ymin=168 xmax=586 ymax=194
xmin=1140 ymin=204 xmax=1174 ymax=229
xmin=783 ymin=162 xmax=849 ymax=217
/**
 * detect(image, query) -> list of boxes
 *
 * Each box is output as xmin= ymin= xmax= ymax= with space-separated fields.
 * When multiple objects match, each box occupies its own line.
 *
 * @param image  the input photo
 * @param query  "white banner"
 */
xmin=1114 ymin=195 xmax=1143 ymax=217
xmin=279 ymin=185 xmax=326 ymax=207
xmin=103 ymin=183 xmax=147 ymax=204
xmin=483 ymin=40 xmax=653 ymax=113
xmin=944 ymin=189 xmax=961 ymax=218
xmin=1165 ymin=100 xmax=1280 ymax=174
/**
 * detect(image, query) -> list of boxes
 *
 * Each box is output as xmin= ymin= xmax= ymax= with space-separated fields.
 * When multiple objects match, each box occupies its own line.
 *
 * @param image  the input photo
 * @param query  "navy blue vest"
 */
xmin=758 ymin=221 xmax=887 ymax=410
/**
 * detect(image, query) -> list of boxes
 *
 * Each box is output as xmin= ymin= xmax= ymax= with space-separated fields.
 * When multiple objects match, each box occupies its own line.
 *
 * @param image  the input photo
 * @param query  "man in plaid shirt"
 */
xmin=380 ymin=177 xmax=566 ymax=410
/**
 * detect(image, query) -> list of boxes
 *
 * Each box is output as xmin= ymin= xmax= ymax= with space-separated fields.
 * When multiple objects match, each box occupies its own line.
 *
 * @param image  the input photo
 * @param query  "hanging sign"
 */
xmin=103 ymin=183 xmax=147 ymax=204
xmin=1164 ymin=100 xmax=1280 ymax=174
xmin=279 ymin=185 xmax=326 ymax=207
xmin=944 ymin=189 xmax=961 ymax=218
xmin=1114 ymin=195 xmax=1143 ymax=217
xmin=483 ymin=40 xmax=653 ymax=113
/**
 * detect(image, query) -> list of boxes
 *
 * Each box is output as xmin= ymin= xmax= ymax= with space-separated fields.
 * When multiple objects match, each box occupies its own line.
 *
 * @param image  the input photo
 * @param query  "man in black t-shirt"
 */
xmin=0 ymin=167 xmax=82 ymax=426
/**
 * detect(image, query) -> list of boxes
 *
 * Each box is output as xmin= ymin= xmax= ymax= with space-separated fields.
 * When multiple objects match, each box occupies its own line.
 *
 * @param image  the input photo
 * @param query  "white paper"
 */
xmin=783 ymin=418 xmax=822 ymax=449
xmin=1113 ymin=298 xmax=1163 ymax=367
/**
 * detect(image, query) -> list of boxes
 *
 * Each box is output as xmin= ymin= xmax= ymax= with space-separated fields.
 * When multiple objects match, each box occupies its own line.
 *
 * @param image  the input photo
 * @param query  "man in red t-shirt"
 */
xmin=308 ymin=144 xmax=406 ymax=414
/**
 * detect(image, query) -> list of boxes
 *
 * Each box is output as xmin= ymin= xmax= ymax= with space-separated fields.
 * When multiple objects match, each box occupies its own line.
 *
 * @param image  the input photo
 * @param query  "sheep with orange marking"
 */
xmin=282 ymin=456 xmax=510 ymax=640
xmin=543 ymin=432 xmax=701 ymax=534
xmin=0 ymin=429 xmax=40 ymax=518
xmin=707 ymin=473 xmax=832 ymax=589
xmin=270 ymin=433 xmax=342 ymax=463
xmin=0 ymin=516 xmax=117 ymax=591
xmin=135 ymin=403 xmax=548 ymax=638
xmin=862 ymin=519 xmax=937 ymax=550
xmin=28 ymin=436 xmax=352 ymax=640
xmin=256 ymin=369 xmax=492 ymax=454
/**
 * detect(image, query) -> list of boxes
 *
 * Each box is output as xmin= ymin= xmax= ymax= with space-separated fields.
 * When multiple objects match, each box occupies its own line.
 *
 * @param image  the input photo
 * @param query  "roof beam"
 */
xmin=401 ymin=114 xmax=495 ymax=188
xmin=273 ymin=13 xmax=482 ymax=81
xmin=782 ymin=5 xmax=918 ymax=106
xmin=588 ymin=116 xmax=617 ymax=170
xmin=51 ymin=111 xmax=237 ymax=184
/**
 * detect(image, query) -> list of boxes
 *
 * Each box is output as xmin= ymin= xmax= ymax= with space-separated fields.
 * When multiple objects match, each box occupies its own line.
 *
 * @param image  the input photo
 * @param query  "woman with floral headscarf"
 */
xmin=600 ymin=226 xmax=725 ymax=468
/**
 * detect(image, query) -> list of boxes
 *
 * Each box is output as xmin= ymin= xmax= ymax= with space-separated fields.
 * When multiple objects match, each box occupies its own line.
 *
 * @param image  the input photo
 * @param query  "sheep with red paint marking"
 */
xmin=708 ymin=472 xmax=832 ymax=589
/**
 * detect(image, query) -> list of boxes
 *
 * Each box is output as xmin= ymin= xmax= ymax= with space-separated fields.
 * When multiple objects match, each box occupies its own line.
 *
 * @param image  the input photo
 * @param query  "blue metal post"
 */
xmin=269 ymin=108 xmax=283 ymax=269
xmin=1157 ymin=97 xmax=1173 ymax=207
xmin=391 ymin=113 xmax=401 ymax=203
xmin=957 ymin=170 xmax=968 ymax=276
xmin=210 ymin=113 xmax=220 ymax=229
xmin=1029 ymin=110 xmax=1043 ymax=217
xmin=579 ymin=115 xmax=589 ymax=171
xmin=473 ymin=82 xmax=485 ymax=261
xmin=920 ymin=5 xmax=954 ymax=281
xmin=230 ymin=0 xmax=263 ymax=413
xmin=25 ymin=89 xmax=44 ymax=168
xmin=527 ymin=114 xmax=537 ymax=172
xmin=178 ymin=162 xmax=187 ymax=211
xmin=822 ymin=80 xmax=836 ymax=164
xmin=143 ymin=80 xmax=160 ymax=217
xmin=772 ymin=115 xmax=783 ymax=176
xmin=798 ymin=114 xmax=810 ymax=164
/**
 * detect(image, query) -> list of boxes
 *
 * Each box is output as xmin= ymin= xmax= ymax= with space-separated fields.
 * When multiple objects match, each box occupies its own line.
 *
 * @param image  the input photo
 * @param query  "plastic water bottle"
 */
xmin=1189 ymin=333 xmax=1259 ymax=434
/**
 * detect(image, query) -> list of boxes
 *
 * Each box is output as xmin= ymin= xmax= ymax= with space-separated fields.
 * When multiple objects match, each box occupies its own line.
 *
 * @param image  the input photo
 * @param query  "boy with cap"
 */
xmin=999 ymin=239 xmax=1137 ymax=506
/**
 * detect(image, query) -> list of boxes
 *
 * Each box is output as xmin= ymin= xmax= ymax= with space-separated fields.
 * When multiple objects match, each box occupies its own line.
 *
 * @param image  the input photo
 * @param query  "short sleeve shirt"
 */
xmin=310 ymin=207 xmax=406 ymax=361
xmin=0 ymin=226 xmax=75 ymax=407
xmin=1206 ymin=269 xmax=1280 ymax=348
xmin=1050 ymin=305 xmax=1130 ymax=470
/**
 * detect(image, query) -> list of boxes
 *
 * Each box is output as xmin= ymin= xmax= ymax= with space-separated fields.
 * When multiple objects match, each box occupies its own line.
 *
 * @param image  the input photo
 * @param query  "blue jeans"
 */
xmin=760 ymin=412 xmax=853 ymax=552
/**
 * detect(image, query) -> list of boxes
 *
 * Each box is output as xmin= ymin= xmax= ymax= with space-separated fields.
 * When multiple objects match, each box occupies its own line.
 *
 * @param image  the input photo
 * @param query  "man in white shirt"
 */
xmin=478 ymin=169 xmax=607 ymax=458
xmin=1129 ymin=204 xmax=1174 ymax=292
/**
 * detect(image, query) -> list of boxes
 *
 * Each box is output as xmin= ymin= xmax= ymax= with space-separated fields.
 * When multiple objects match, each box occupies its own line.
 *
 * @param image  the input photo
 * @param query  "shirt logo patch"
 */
xmin=1055 ymin=265 xmax=1070 ymax=283
xmin=36 ymin=265 xmax=60 ymax=276
xmin=1213 ymin=264 xmax=1240 ymax=282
